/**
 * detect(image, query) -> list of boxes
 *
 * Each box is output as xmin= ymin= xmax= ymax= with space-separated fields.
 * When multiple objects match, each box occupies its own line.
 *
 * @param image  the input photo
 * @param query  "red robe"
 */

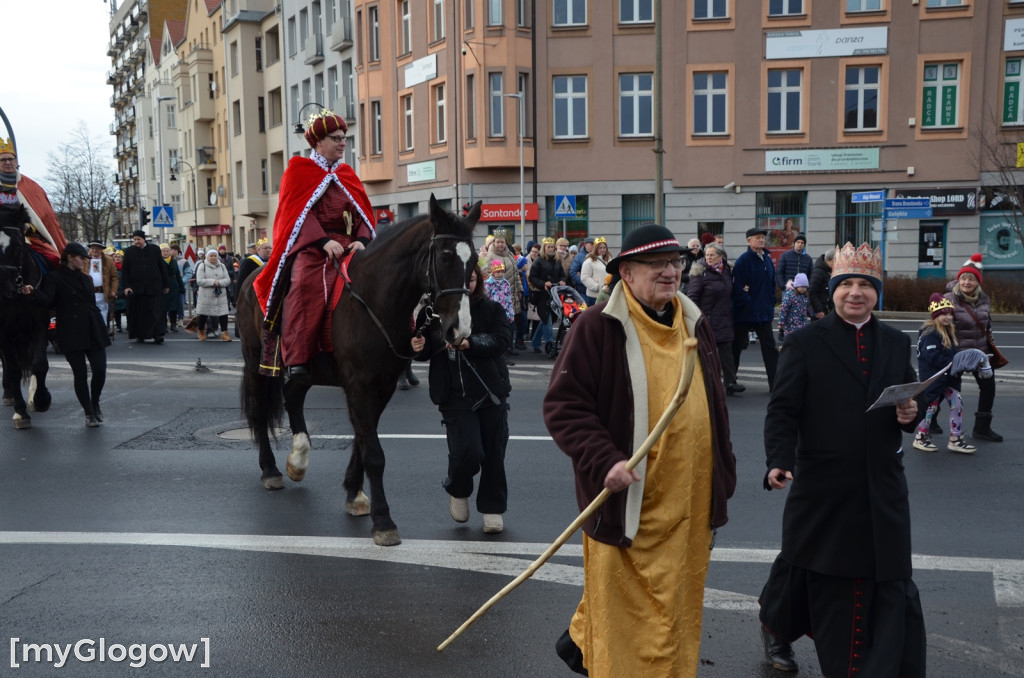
xmin=13 ymin=174 xmax=68 ymax=269
xmin=253 ymin=155 xmax=374 ymax=314
xmin=253 ymin=154 xmax=374 ymax=367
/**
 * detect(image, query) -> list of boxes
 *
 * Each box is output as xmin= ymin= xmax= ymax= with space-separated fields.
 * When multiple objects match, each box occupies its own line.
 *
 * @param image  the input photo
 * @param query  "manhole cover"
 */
xmin=217 ymin=427 xmax=289 ymax=440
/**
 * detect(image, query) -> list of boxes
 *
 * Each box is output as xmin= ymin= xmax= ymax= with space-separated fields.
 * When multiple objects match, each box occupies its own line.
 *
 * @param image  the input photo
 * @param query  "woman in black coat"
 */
xmin=410 ymin=265 xmax=511 ymax=534
xmin=527 ymin=239 xmax=565 ymax=353
xmin=23 ymin=242 xmax=111 ymax=426
xmin=686 ymin=243 xmax=744 ymax=395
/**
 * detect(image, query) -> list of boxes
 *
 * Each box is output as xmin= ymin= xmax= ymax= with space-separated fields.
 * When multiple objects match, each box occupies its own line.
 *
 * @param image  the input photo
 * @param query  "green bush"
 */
xmin=882 ymin=275 xmax=1024 ymax=313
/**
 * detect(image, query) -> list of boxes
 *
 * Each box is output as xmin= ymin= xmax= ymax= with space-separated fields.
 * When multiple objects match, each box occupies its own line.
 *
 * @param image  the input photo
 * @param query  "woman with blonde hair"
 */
xmin=555 ymin=237 xmax=573 ymax=279
xmin=580 ymin=237 xmax=611 ymax=305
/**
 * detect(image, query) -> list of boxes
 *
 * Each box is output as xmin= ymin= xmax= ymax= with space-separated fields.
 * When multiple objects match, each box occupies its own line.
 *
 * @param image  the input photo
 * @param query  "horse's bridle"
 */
xmin=338 ymin=231 xmax=473 ymax=360
xmin=0 ymin=226 xmax=27 ymax=297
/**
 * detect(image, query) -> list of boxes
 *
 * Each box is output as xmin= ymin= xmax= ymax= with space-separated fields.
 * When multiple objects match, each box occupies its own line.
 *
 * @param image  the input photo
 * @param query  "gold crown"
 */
xmin=114 ymin=250 xmax=124 ymax=256
xmin=594 ymin=237 xmax=607 ymax=245
xmin=307 ymin=107 xmax=339 ymax=128
xmin=256 ymin=237 xmax=269 ymax=246
xmin=928 ymin=296 xmax=954 ymax=315
xmin=541 ymin=237 xmax=556 ymax=245
xmin=0 ymin=138 xmax=15 ymax=156
xmin=831 ymin=242 xmax=882 ymax=281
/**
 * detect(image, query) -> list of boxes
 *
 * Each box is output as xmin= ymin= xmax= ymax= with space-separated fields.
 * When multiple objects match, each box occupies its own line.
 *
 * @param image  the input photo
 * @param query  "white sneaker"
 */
xmin=449 ymin=496 xmax=469 ymax=523
xmin=482 ymin=514 xmax=504 ymax=534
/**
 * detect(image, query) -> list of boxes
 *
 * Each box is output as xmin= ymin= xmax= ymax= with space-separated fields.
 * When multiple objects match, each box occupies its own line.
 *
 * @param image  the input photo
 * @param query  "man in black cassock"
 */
xmin=121 ymin=230 xmax=169 ymax=344
xmin=758 ymin=242 xmax=926 ymax=677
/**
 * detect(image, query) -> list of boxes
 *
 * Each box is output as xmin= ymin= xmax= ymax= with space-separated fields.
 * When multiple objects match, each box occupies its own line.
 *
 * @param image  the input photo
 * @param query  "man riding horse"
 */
xmin=0 ymin=137 xmax=68 ymax=269
xmin=252 ymin=110 xmax=375 ymax=381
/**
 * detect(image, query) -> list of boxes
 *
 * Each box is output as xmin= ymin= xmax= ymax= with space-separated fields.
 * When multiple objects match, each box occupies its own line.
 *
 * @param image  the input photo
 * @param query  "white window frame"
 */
xmin=516 ymin=0 xmax=527 ymax=26
xmin=767 ymin=68 xmax=802 ymax=133
xmin=371 ymin=100 xmax=383 ymax=154
xmin=433 ymin=0 xmax=446 ymax=41
xmin=299 ymin=8 xmax=309 ymax=50
xmin=619 ymin=73 xmax=653 ymax=137
xmin=464 ymin=0 xmax=475 ymax=29
xmin=488 ymin=0 xmax=502 ymax=26
xmin=402 ymin=95 xmax=414 ymax=150
xmin=466 ymin=74 xmax=477 ymax=139
xmin=921 ymin=62 xmax=961 ymax=129
xmin=925 ymin=0 xmax=963 ymax=7
xmin=369 ymin=6 xmax=380 ymax=62
xmin=694 ymin=0 xmax=729 ymax=20
xmin=1003 ymin=58 xmax=1024 ymax=126
xmin=400 ymin=1 xmax=411 ymax=55
xmin=768 ymin=0 xmax=803 ymax=16
xmin=553 ymin=75 xmax=588 ymax=139
xmin=846 ymin=0 xmax=882 ymax=11
xmin=844 ymin=65 xmax=880 ymax=131
xmin=489 ymin=73 xmax=505 ymax=137
xmin=553 ymin=0 xmax=586 ymax=26
xmin=166 ymin=104 xmax=177 ymax=128
xmin=693 ymin=71 xmax=727 ymax=135
xmin=435 ymin=84 xmax=447 ymax=143
xmin=620 ymin=0 xmax=653 ymax=23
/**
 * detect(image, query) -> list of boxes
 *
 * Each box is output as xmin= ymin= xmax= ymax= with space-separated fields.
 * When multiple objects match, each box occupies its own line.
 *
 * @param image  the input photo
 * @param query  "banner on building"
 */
xmin=765 ymin=27 xmax=887 ymax=60
xmin=893 ymin=188 xmax=978 ymax=216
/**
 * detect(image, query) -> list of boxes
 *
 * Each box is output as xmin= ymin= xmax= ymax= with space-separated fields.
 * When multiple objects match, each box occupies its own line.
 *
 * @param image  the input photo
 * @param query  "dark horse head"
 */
xmin=424 ymin=194 xmax=481 ymax=346
xmin=0 ymin=204 xmax=30 ymax=299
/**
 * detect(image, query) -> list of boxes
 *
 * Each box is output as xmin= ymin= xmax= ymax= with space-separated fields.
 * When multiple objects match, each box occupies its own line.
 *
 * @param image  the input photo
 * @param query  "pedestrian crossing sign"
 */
xmin=554 ymin=194 xmax=576 ymax=218
xmin=153 ymin=205 xmax=175 ymax=227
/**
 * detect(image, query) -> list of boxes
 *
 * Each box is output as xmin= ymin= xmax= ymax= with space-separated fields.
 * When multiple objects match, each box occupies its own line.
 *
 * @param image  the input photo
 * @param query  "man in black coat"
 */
xmin=121 ymin=230 xmax=169 ymax=343
xmin=774 ymin=233 xmax=814 ymax=291
xmin=807 ymin=246 xmax=834 ymax=319
xmin=757 ymin=243 xmax=925 ymax=677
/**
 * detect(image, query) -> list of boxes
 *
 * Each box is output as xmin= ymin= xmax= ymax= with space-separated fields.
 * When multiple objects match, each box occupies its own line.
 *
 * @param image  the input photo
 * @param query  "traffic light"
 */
xmin=461 ymin=203 xmax=471 ymax=217
xmin=139 ymin=206 xmax=150 ymax=227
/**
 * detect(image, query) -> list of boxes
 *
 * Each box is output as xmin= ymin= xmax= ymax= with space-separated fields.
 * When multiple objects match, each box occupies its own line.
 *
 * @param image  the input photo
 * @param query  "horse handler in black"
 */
xmin=411 ymin=265 xmax=511 ymax=534
xmin=22 ymin=242 xmax=111 ymax=427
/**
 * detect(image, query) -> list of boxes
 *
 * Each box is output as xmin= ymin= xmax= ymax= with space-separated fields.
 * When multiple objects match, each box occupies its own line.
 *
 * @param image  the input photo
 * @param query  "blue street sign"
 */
xmin=852 ymin=190 xmax=886 ymax=203
xmin=884 ymin=208 xmax=934 ymax=220
xmin=884 ymin=198 xmax=931 ymax=210
xmin=152 ymin=205 xmax=175 ymax=227
xmin=554 ymin=194 xmax=576 ymax=218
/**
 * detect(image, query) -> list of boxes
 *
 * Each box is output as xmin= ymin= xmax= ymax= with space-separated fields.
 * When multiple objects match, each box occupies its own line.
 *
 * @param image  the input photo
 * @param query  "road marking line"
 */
xmin=1 ymin=532 xmax=1020 ymax=609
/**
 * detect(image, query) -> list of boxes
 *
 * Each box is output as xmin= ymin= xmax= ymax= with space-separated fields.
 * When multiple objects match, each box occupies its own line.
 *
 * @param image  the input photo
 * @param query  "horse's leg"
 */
xmin=27 ymin=347 xmax=51 ymax=413
xmin=343 ymin=439 xmax=370 ymax=516
xmin=7 ymin=374 xmax=29 ymax=429
xmin=1 ymin=353 xmax=13 ymax=406
xmin=283 ymin=380 xmax=313 ymax=482
xmin=347 ymin=395 xmax=400 ymax=546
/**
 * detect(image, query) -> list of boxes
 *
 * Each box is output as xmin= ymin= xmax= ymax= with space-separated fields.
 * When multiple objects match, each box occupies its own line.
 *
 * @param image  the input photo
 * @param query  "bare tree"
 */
xmin=974 ymin=108 xmax=1024 ymax=252
xmin=44 ymin=123 xmax=116 ymax=244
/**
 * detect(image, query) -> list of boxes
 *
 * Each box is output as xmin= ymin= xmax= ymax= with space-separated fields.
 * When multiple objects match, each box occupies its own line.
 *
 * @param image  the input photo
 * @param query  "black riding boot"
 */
xmin=973 ymin=412 xmax=1003 ymax=442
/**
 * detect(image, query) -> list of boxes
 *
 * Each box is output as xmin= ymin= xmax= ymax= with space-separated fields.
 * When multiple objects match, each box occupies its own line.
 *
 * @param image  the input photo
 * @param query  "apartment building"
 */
xmin=223 ymin=1 xmax=287 ymax=247
xmin=174 ymin=0 xmax=235 ymax=249
xmin=282 ymin=0 xmax=359 ymax=164
xmin=351 ymin=0 xmax=1024 ymax=279
xmin=107 ymin=0 xmax=187 ymax=240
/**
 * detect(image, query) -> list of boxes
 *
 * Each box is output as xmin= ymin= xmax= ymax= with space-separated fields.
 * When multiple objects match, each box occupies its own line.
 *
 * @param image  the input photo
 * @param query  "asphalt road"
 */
xmin=0 ymin=319 xmax=1022 ymax=677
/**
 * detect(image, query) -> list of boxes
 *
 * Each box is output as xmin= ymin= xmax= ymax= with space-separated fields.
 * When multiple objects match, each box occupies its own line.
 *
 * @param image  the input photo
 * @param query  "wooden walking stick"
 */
xmin=437 ymin=337 xmax=700 ymax=652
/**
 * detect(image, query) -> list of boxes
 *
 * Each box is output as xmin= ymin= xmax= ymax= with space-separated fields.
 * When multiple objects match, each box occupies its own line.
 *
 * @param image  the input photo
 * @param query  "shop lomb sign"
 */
xmin=893 ymin=188 xmax=978 ymax=216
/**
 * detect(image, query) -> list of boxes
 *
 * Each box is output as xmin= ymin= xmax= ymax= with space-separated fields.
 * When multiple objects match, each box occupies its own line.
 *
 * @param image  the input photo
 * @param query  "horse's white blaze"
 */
xmin=288 ymin=432 xmax=310 ymax=472
xmin=0 ymin=231 xmax=9 ymax=251
xmin=455 ymin=241 xmax=473 ymax=265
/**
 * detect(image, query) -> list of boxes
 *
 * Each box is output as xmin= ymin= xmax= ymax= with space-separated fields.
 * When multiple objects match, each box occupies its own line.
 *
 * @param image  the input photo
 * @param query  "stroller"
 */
xmin=545 ymin=285 xmax=588 ymax=358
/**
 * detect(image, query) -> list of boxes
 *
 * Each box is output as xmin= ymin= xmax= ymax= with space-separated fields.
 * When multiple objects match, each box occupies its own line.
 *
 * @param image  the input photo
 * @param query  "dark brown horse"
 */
xmin=237 ymin=196 xmax=480 ymax=546
xmin=0 ymin=203 xmax=52 ymax=428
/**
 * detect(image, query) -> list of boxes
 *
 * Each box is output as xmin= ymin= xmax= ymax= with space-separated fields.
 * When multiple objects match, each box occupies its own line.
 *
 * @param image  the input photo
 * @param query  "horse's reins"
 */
xmin=1 ymin=225 xmax=36 ymax=296
xmin=333 ymin=232 xmax=472 ymax=361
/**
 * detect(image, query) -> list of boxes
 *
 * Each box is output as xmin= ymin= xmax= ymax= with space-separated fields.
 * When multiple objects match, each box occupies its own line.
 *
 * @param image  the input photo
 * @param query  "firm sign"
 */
xmin=765 ymin=148 xmax=879 ymax=173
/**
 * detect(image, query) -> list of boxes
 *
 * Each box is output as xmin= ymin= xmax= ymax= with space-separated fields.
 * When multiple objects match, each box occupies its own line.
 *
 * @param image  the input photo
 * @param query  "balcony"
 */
xmin=197 ymin=146 xmax=217 ymax=170
xmin=107 ymin=42 xmax=119 ymax=57
xmin=303 ymin=32 xmax=324 ymax=65
xmin=328 ymin=15 xmax=353 ymax=52
xmin=107 ymin=70 xmax=118 ymax=85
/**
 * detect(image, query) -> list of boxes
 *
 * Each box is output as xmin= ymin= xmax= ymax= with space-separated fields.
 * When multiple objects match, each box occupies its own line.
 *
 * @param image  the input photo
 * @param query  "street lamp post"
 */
xmin=155 ymin=95 xmax=175 ymax=216
xmin=169 ymin=159 xmax=198 ymax=233
xmin=504 ymin=93 xmax=525 ymax=249
xmin=293 ymin=101 xmax=328 ymax=134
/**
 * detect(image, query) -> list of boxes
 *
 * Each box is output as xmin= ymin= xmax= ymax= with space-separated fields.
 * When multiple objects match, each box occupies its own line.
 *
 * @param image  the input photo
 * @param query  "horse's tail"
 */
xmin=236 ymin=272 xmax=284 ymax=438
xmin=241 ymin=360 xmax=284 ymax=439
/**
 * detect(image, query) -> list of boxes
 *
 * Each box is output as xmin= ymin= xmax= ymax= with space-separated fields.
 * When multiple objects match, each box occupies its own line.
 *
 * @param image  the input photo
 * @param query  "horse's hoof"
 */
xmin=372 ymin=529 xmax=401 ymax=547
xmin=32 ymin=396 xmax=51 ymax=413
xmin=285 ymin=460 xmax=306 ymax=482
xmin=13 ymin=416 xmax=31 ymax=430
xmin=2 ymin=397 xmax=13 ymax=406
xmin=345 ymin=490 xmax=371 ymax=516
xmin=262 ymin=475 xmax=285 ymax=490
